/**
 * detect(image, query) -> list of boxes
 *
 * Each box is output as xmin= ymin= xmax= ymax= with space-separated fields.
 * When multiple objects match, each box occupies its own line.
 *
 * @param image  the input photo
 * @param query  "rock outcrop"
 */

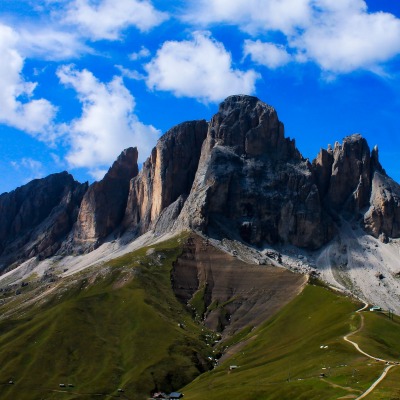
xmin=2 ymin=95 xmax=400 ymax=273
xmin=313 ymin=134 xmax=372 ymax=214
xmin=73 ymin=147 xmax=139 ymax=250
xmin=0 ymin=172 xmax=87 ymax=272
xmin=123 ymin=120 xmax=208 ymax=235
xmin=177 ymin=95 xmax=334 ymax=249
xmin=313 ymin=135 xmax=400 ymax=239
xmin=364 ymin=171 xmax=400 ymax=239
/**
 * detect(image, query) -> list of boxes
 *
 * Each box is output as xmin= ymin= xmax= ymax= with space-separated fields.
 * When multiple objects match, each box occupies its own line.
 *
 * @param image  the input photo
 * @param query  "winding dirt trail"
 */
xmin=343 ymin=302 xmax=398 ymax=400
xmin=355 ymin=365 xmax=395 ymax=400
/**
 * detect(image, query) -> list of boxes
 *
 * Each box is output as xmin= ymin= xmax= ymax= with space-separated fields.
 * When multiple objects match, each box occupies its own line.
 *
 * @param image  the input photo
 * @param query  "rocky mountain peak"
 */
xmin=105 ymin=147 xmax=139 ymax=180
xmin=72 ymin=147 xmax=139 ymax=251
xmin=177 ymin=96 xmax=333 ymax=249
xmin=313 ymin=133 xmax=372 ymax=213
xmin=0 ymin=172 xmax=87 ymax=270
xmin=207 ymin=95 xmax=299 ymax=160
xmin=2 ymin=95 xmax=400 ymax=272
xmin=123 ymin=120 xmax=208 ymax=236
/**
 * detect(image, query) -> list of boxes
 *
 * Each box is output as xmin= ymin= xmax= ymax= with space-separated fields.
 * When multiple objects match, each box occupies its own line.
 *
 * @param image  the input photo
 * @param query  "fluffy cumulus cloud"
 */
xmin=64 ymin=0 xmax=168 ymax=40
xmin=145 ymin=31 xmax=259 ymax=103
xmin=244 ymin=40 xmax=291 ymax=69
xmin=57 ymin=65 xmax=160 ymax=176
xmin=184 ymin=0 xmax=400 ymax=74
xmin=18 ymin=28 xmax=90 ymax=60
xmin=0 ymin=24 xmax=57 ymax=138
xmin=294 ymin=2 xmax=400 ymax=73
xmin=183 ymin=0 xmax=311 ymax=35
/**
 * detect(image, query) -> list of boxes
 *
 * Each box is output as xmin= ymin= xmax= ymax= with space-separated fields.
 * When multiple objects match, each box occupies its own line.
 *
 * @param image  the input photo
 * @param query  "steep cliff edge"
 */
xmin=0 ymin=172 xmax=87 ymax=272
xmin=313 ymin=135 xmax=400 ymax=239
xmin=1 ymin=95 xmax=400 ymax=273
xmin=177 ymin=95 xmax=334 ymax=249
xmin=72 ymin=147 xmax=139 ymax=251
xmin=123 ymin=120 xmax=208 ymax=235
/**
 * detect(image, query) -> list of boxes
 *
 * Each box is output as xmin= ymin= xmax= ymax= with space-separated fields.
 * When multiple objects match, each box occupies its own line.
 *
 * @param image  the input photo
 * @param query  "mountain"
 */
xmin=2 ymin=95 xmax=400 ymax=399
xmin=0 ymin=172 xmax=87 ymax=272
xmin=1 ymin=95 xmax=399 ymax=271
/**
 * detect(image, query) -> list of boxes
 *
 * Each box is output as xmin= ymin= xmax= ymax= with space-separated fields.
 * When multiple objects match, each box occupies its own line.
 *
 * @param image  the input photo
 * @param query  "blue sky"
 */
xmin=1 ymin=0 xmax=400 ymax=194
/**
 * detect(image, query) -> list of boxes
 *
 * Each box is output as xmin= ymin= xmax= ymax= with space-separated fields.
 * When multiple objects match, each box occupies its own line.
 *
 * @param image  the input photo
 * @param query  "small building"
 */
xmin=229 ymin=365 xmax=238 ymax=370
xmin=370 ymin=306 xmax=382 ymax=312
xmin=152 ymin=393 xmax=168 ymax=399
xmin=169 ymin=392 xmax=184 ymax=399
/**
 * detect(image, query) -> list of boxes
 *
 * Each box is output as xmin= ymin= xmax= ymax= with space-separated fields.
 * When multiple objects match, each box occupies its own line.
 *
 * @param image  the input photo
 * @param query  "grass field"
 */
xmin=1 ymin=236 xmax=400 ymax=400
xmin=0 ymin=234 xmax=214 ymax=400
xmin=352 ymin=310 xmax=400 ymax=361
xmin=181 ymin=285 xmax=400 ymax=400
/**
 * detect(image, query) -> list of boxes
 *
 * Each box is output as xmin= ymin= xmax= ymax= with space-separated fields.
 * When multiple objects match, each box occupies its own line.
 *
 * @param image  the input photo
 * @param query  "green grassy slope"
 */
xmin=181 ymin=285 xmax=397 ymax=400
xmin=0 ymin=235 xmax=214 ymax=400
xmin=353 ymin=311 xmax=400 ymax=360
xmin=2 ymin=236 xmax=400 ymax=400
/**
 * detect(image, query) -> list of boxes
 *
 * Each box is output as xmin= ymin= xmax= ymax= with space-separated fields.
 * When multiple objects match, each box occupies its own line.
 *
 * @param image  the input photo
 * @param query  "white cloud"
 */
xmin=244 ymin=40 xmax=291 ymax=69
xmin=293 ymin=4 xmax=400 ymax=73
xmin=183 ymin=0 xmax=400 ymax=75
xmin=0 ymin=23 xmax=57 ymax=138
xmin=129 ymin=46 xmax=151 ymax=61
xmin=64 ymin=0 xmax=168 ymax=40
xmin=89 ymin=168 xmax=108 ymax=181
xmin=115 ymin=65 xmax=145 ymax=80
xmin=57 ymin=65 xmax=160 ymax=172
xmin=11 ymin=158 xmax=45 ymax=182
xmin=183 ymin=0 xmax=311 ymax=35
xmin=18 ymin=28 xmax=90 ymax=60
xmin=145 ymin=31 xmax=259 ymax=103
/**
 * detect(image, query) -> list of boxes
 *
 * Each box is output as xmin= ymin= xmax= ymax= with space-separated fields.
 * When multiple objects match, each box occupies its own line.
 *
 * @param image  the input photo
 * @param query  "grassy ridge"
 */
xmin=0 ymin=234 xmax=213 ymax=400
xmin=352 ymin=311 xmax=400 ymax=360
xmin=181 ymin=285 xmax=391 ymax=400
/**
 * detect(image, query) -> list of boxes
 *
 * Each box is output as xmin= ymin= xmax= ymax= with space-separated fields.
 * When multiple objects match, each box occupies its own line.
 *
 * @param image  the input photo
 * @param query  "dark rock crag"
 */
xmin=123 ymin=120 xmax=208 ymax=235
xmin=312 ymin=134 xmax=400 ymax=240
xmin=72 ymin=147 xmax=139 ymax=251
xmin=177 ymin=95 xmax=334 ymax=249
xmin=0 ymin=172 xmax=87 ymax=271
xmin=1 ymin=95 xmax=400 ymax=273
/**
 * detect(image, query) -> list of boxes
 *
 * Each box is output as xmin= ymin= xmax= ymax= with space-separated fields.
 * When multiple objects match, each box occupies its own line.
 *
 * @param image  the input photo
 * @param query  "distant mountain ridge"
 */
xmin=1 ymin=95 xmax=399 ymax=273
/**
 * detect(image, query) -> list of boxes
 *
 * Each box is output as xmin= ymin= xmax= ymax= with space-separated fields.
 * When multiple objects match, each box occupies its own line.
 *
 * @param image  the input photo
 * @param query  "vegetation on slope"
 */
xmin=1 ymin=235 xmax=400 ymax=400
xmin=181 ymin=285 xmax=399 ymax=400
xmin=352 ymin=310 xmax=400 ymax=360
xmin=0 ymin=234 xmax=214 ymax=400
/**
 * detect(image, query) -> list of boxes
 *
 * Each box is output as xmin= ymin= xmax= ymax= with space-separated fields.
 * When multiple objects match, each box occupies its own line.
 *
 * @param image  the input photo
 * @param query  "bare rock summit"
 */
xmin=73 ymin=147 xmax=139 ymax=251
xmin=1 ymin=95 xmax=400 ymax=273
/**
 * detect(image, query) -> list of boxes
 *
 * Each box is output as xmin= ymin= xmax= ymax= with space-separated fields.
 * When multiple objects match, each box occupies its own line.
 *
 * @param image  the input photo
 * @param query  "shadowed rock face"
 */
xmin=73 ymin=147 xmax=139 ymax=250
xmin=177 ymin=95 xmax=334 ymax=249
xmin=313 ymin=135 xmax=400 ymax=239
xmin=0 ymin=172 xmax=87 ymax=271
xmin=364 ymin=171 xmax=400 ymax=239
xmin=2 ymin=95 xmax=400 ymax=272
xmin=123 ymin=120 xmax=208 ymax=235
xmin=313 ymin=134 xmax=372 ymax=213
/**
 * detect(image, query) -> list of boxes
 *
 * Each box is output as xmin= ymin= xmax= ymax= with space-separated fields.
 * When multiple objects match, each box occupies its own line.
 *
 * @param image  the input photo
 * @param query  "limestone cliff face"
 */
xmin=0 ymin=172 xmax=87 ymax=271
xmin=177 ymin=95 xmax=334 ymax=249
xmin=313 ymin=134 xmax=372 ymax=213
xmin=313 ymin=135 xmax=400 ymax=239
xmin=123 ymin=120 xmax=208 ymax=235
xmin=2 ymin=95 xmax=400 ymax=273
xmin=73 ymin=147 xmax=138 ymax=249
